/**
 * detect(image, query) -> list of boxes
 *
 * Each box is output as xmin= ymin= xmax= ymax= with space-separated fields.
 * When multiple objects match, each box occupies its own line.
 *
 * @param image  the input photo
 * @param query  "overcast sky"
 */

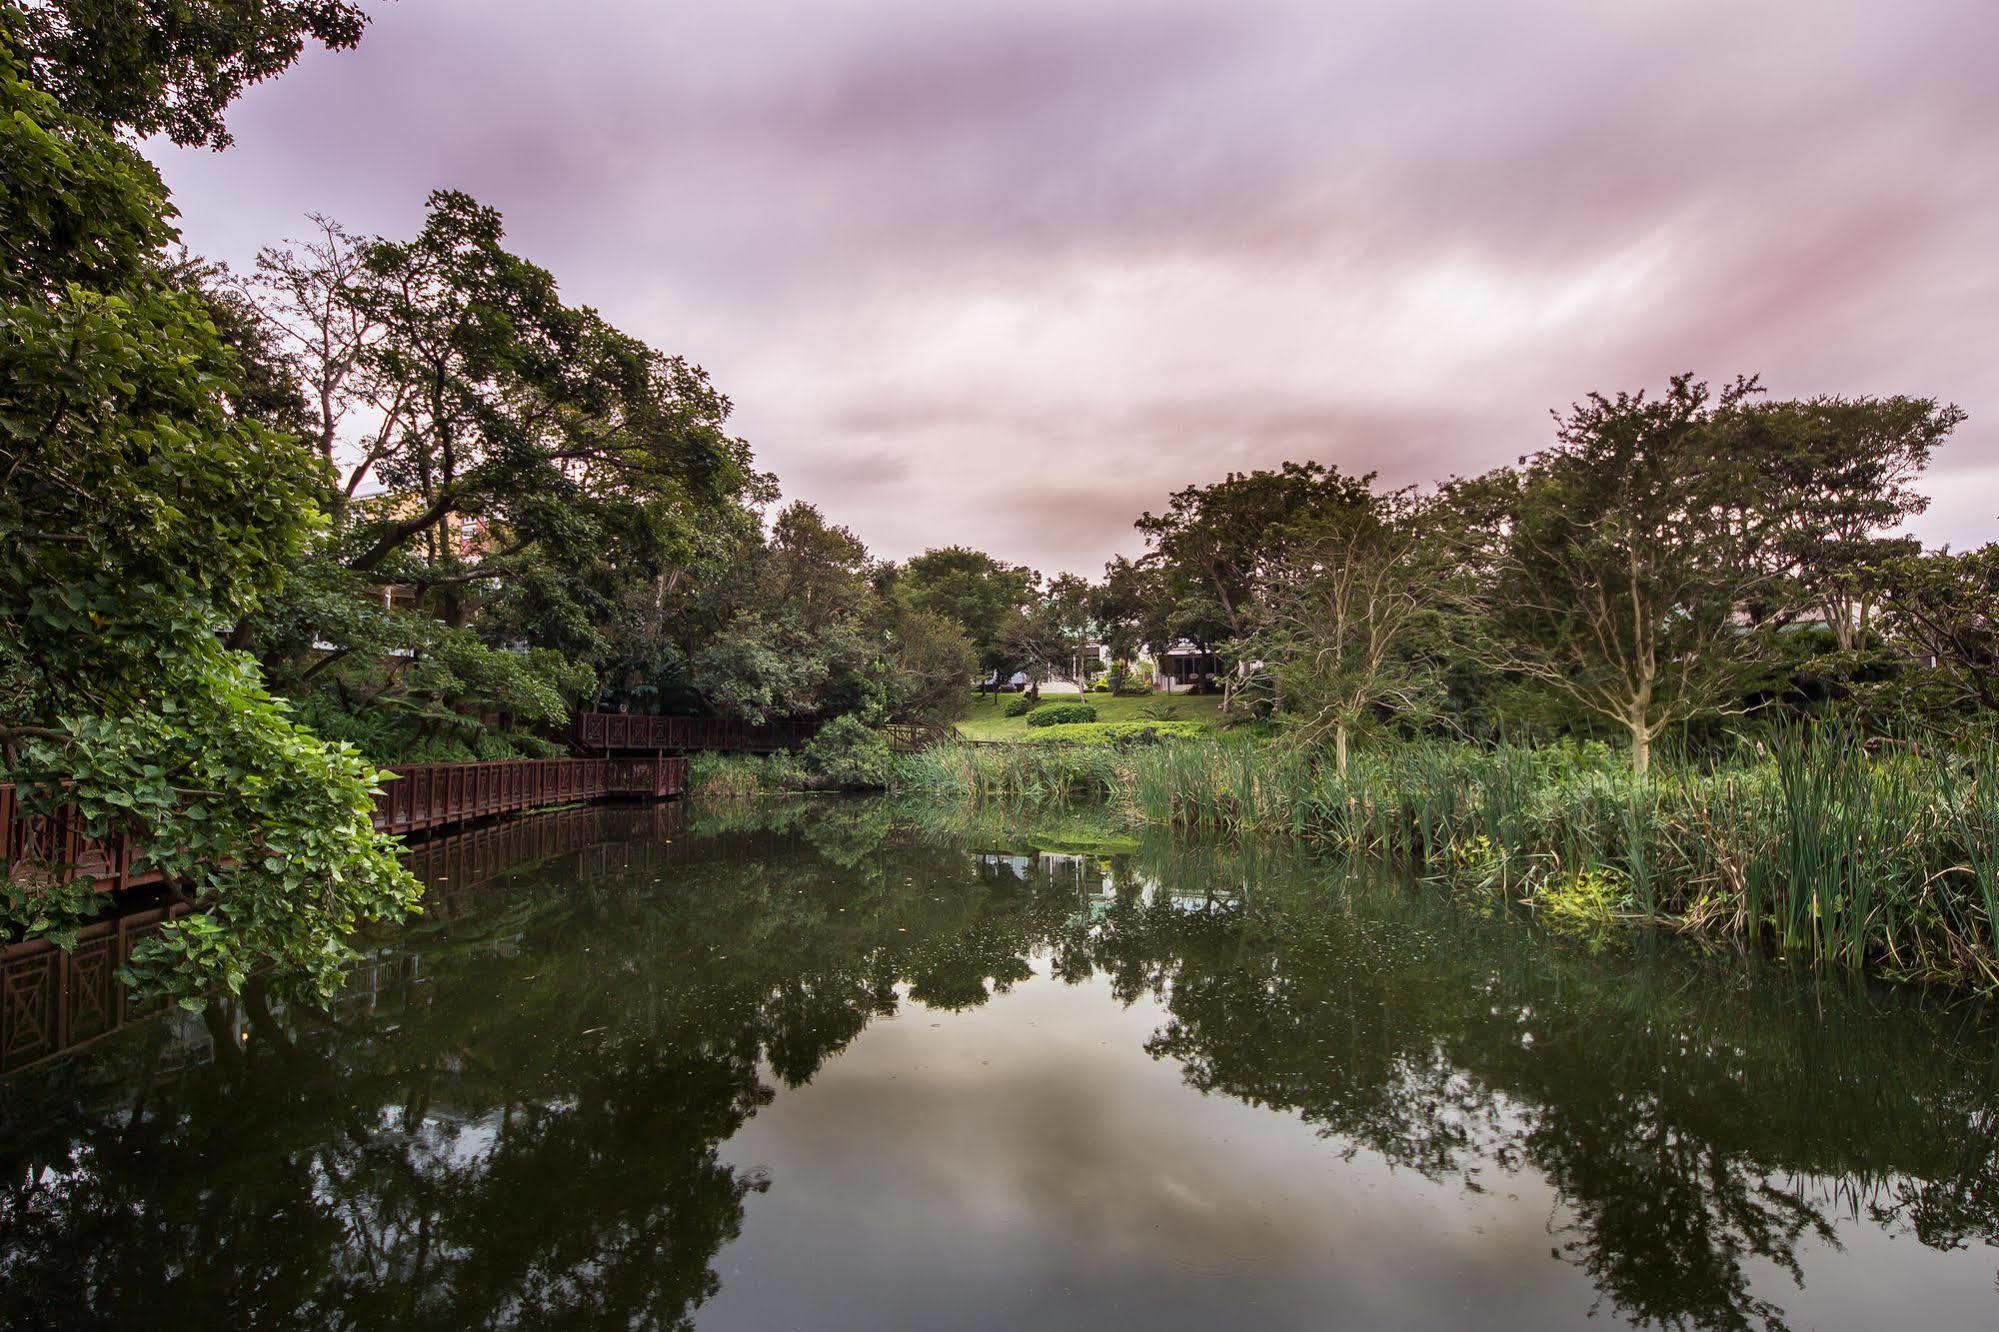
xmin=155 ymin=0 xmax=1998 ymax=577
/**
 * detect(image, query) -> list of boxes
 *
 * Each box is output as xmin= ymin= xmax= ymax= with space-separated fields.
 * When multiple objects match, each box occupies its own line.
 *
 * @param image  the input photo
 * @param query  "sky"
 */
xmin=154 ymin=0 xmax=1999 ymax=577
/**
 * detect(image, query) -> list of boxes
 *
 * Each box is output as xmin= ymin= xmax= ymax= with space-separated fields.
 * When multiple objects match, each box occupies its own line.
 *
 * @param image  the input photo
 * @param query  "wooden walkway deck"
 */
xmin=2 ymin=756 xmax=688 ymax=898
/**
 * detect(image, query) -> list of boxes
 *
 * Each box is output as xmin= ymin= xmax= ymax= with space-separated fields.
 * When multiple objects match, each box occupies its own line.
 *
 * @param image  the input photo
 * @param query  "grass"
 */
xmin=951 ymin=690 xmax=1229 ymax=741
xmin=688 ymin=752 xmax=826 ymax=798
xmin=891 ymin=730 xmax=1999 ymax=989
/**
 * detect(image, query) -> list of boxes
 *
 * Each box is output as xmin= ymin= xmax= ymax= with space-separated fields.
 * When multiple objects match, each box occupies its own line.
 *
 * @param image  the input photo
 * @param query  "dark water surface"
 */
xmin=5 ymin=799 xmax=1999 ymax=1330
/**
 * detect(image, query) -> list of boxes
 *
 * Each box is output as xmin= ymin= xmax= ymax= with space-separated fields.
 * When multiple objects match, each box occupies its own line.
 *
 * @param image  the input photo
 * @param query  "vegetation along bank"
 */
xmin=4 ymin=3 xmax=1997 ymax=1000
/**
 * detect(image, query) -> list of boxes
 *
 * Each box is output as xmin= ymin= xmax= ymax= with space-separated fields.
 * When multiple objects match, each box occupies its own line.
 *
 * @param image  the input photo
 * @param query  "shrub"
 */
xmin=1027 ymin=702 xmax=1098 ymax=727
xmin=689 ymin=753 xmax=777 ymax=799
xmin=802 ymin=715 xmax=893 ymax=789
xmin=1002 ymin=694 xmax=1037 ymax=717
xmin=1022 ymin=721 xmax=1204 ymax=746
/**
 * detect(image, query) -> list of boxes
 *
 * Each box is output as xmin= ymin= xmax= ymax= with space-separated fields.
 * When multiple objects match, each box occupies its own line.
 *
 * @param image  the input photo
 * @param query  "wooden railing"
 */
xmin=572 ymin=712 xmax=815 ymax=754
xmin=1 ymin=900 xmax=195 ymax=1074
xmin=371 ymin=756 xmax=687 ymax=834
xmin=1 ymin=757 xmax=688 ymax=898
xmin=0 ymin=785 xmax=165 ymax=895
xmin=883 ymin=723 xmax=953 ymax=753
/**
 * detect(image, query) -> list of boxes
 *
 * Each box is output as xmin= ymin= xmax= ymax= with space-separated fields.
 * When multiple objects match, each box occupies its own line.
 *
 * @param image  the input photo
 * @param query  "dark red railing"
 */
xmin=0 ymin=784 xmax=165 ymax=894
xmin=1 ymin=899 xmax=194 ymax=1073
xmin=1 ymin=757 xmax=688 ymax=898
xmin=572 ymin=712 xmax=814 ymax=754
xmin=363 ymin=756 xmax=688 ymax=834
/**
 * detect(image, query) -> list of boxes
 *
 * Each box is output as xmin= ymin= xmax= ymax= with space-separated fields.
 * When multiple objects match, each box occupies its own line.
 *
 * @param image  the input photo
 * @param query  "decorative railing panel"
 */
xmin=570 ymin=712 xmax=814 ymax=754
xmin=1 ymin=902 xmax=193 ymax=1073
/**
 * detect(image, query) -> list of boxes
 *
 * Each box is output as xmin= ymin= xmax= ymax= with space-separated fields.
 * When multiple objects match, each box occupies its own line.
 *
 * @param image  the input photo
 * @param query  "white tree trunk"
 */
xmin=1629 ymin=720 xmax=1652 ymax=776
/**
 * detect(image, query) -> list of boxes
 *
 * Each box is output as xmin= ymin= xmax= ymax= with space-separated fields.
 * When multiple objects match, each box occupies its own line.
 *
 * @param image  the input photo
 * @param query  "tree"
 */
xmin=1734 ymin=395 xmax=1964 ymax=650
xmin=1092 ymin=555 xmax=1167 ymax=691
xmin=999 ymin=573 xmax=1093 ymax=702
xmin=1483 ymin=375 xmax=1774 ymax=774
xmin=232 ymin=214 xmax=386 ymax=519
xmin=228 ymin=192 xmax=767 ymax=754
xmin=1136 ymin=461 xmax=1374 ymax=710
xmin=342 ymin=191 xmax=749 ymax=593
xmin=687 ymin=502 xmax=878 ymax=724
xmin=893 ymin=546 xmax=1036 ymax=692
xmin=1874 ymin=544 xmax=1999 ymax=717
xmin=14 ymin=0 xmax=369 ymax=148
xmin=877 ymin=607 xmax=977 ymax=726
xmin=0 ymin=26 xmax=416 ymax=995
xmin=1261 ymin=486 xmax=1444 ymax=773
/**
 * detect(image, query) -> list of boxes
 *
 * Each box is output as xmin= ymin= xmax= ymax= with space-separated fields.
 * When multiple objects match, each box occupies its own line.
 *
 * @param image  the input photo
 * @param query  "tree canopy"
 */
xmin=0 ymin=17 xmax=414 ymax=998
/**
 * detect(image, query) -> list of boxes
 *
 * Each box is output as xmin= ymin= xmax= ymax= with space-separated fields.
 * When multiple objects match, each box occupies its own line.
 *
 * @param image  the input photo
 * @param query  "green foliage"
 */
xmin=896 ymin=732 xmax=1999 ymax=986
xmin=1874 ymin=543 xmax=1999 ymax=715
xmin=1484 ymin=375 xmax=1775 ymax=772
xmin=233 ymin=187 xmax=763 ymax=742
xmin=0 ymin=28 xmax=416 ymax=995
xmin=1020 ymin=720 xmax=1205 ymax=746
xmin=1026 ymin=702 xmax=1098 ymax=727
xmin=801 ymin=715 xmax=893 ymax=790
xmin=893 ymin=545 xmax=1037 ymax=682
xmin=879 ymin=606 xmax=978 ymax=726
xmin=12 ymin=650 xmax=418 ymax=1005
xmin=1135 ymin=461 xmax=1376 ymax=704
xmin=1002 ymin=693 xmax=1036 ymax=717
xmin=999 ymin=571 xmax=1092 ymax=693
xmin=13 ymin=0 xmax=369 ymax=149
xmin=1259 ymin=485 xmax=1444 ymax=770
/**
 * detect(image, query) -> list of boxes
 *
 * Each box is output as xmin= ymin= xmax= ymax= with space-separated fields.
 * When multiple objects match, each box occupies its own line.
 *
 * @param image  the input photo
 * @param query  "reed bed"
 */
xmin=892 ymin=731 xmax=1999 ymax=986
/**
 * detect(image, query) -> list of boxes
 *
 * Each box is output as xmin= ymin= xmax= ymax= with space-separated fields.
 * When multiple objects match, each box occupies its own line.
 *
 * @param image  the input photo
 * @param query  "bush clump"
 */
xmin=1002 ymin=693 xmax=1037 ymax=717
xmin=1027 ymin=702 xmax=1098 ymax=727
xmin=802 ymin=715 xmax=893 ymax=789
xmin=1023 ymin=720 xmax=1204 ymax=746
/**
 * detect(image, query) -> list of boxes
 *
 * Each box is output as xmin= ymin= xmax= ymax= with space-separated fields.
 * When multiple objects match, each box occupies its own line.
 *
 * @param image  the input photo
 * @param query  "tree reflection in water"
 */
xmin=1 ymin=798 xmax=1996 ymax=1330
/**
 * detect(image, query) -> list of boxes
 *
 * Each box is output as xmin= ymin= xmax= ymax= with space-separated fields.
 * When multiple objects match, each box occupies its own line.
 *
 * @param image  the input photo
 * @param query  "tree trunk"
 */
xmin=1334 ymin=722 xmax=1350 ymax=777
xmin=1629 ymin=721 xmax=1652 ymax=776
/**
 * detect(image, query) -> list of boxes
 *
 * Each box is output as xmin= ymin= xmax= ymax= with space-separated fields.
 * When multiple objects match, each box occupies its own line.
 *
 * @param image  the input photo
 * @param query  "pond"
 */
xmin=4 ymin=798 xmax=1998 ymax=1330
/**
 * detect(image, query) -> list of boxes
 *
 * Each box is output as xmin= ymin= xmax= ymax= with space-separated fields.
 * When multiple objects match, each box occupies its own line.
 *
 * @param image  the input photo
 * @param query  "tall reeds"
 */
xmin=891 ymin=730 xmax=1999 ymax=986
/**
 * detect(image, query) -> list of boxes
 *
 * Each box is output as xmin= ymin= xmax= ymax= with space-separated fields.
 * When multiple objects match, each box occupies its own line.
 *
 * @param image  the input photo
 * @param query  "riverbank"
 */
xmin=892 ymin=734 xmax=1999 ymax=987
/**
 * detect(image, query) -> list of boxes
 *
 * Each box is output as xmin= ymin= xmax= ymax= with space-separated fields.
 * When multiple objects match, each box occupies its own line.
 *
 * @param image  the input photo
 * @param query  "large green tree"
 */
xmin=1733 ymin=394 xmax=1963 ymax=650
xmin=1481 ymin=375 xmax=1774 ymax=773
xmin=999 ymin=572 xmax=1094 ymax=701
xmin=1091 ymin=555 xmax=1168 ymax=690
xmin=892 ymin=545 xmax=1036 ymax=691
xmin=1261 ymin=484 xmax=1446 ymax=772
xmin=1874 ymin=543 xmax=1999 ymax=717
xmin=227 ymin=192 xmax=766 ymax=757
xmin=0 ymin=17 xmax=415 ymax=997
xmin=1136 ymin=461 xmax=1374 ymax=710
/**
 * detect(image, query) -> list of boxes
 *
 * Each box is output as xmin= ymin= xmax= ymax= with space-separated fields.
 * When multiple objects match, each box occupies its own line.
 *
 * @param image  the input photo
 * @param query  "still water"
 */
xmin=4 ymin=798 xmax=1999 ymax=1330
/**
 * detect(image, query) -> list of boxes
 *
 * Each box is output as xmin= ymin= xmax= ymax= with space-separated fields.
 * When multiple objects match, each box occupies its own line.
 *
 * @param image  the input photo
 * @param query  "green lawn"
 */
xmin=951 ymin=690 xmax=1228 ymax=741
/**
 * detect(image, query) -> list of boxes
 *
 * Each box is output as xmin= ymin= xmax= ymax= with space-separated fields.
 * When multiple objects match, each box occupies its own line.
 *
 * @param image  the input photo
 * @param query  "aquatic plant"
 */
xmin=891 ymin=731 xmax=1999 ymax=986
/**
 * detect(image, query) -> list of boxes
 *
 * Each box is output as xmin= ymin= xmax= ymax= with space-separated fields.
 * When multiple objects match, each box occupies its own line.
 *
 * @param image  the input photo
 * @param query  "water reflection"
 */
xmin=2 ymin=799 xmax=1997 ymax=1330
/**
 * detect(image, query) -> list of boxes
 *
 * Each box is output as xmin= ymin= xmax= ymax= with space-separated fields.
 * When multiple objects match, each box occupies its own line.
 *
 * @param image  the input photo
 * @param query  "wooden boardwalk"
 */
xmin=572 ymin=712 xmax=814 ymax=754
xmin=2 ymin=756 xmax=688 ymax=899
